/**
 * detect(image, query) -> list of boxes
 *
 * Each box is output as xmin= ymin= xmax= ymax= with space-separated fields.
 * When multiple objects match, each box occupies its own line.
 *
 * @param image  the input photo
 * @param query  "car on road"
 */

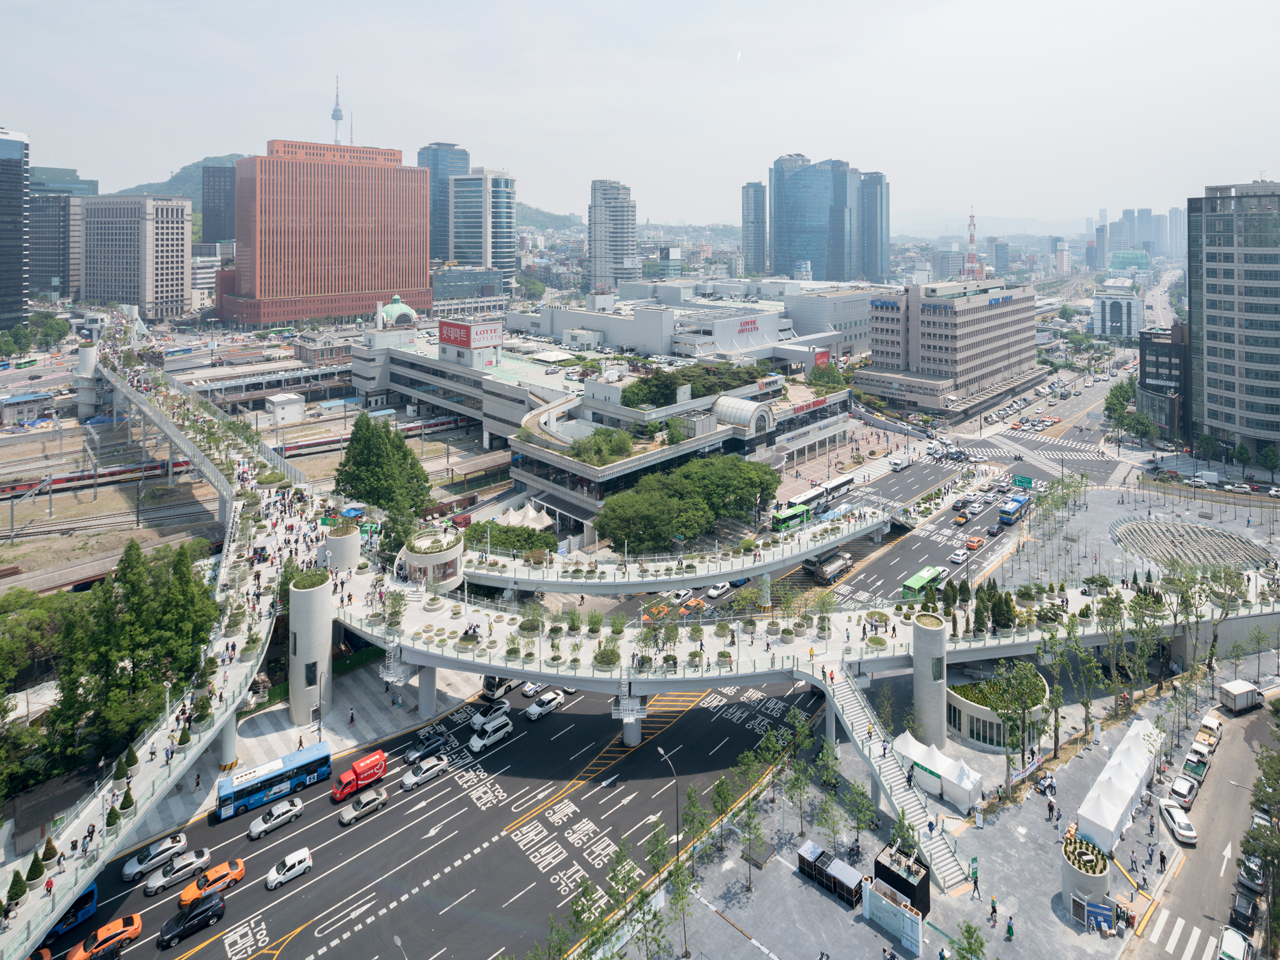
xmin=679 ymin=598 xmax=706 ymax=617
xmin=670 ymin=589 xmax=693 ymax=604
xmin=526 ymin=688 xmax=565 ymax=720
xmin=145 ymin=848 xmax=211 ymax=896
xmin=1168 ymin=775 xmax=1198 ymax=809
xmin=948 ymin=549 xmax=967 ymax=564
xmin=1034 ymin=407 xmax=1043 ymax=414
xmin=986 ymin=524 xmax=1002 ymax=537
xmin=1158 ymin=799 xmax=1197 ymax=844
xmin=122 ymin=833 xmax=187 ymax=882
xmin=158 ymin=894 xmax=224 ymax=948
xmin=1231 ymin=891 xmax=1259 ymax=935
xmin=338 ymin=787 xmax=389 ymax=826
xmin=248 ymin=798 xmax=303 ymax=839
xmin=520 ymin=681 xmax=546 ymax=698
xmin=1073 ymin=390 xmax=1082 ymax=396
xmin=983 ymin=493 xmax=997 ymax=503
xmin=405 ymin=732 xmax=447 ymax=765
xmin=1240 ymin=855 xmax=1265 ymax=892
xmin=179 ymin=859 xmax=245 ymax=907
xmin=266 ymin=849 xmax=313 ymax=891
xmin=471 ymin=699 xmax=510 ymax=729
xmin=1217 ymin=926 xmax=1257 ymax=960
xmin=27 ymin=374 xmax=42 ymax=381
xmin=69 ymin=914 xmax=142 ymax=960
xmin=469 ymin=716 xmax=514 ymax=752
xmin=966 ymin=536 xmax=983 ymax=550
xmin=1225 ymin=484 xmax=1253 ymax=494
xmin=401 ymin=755 xmax=449 ymax=790
xmin=1269 ymin=488 xmax=1280 ymax=498
xmin=641 ymin=605 xmax=669 ymax=623
xmin=707 ymin=582 xmax=731 ymax=599
xmin=952 ymin=497 xmax=969 ymax=510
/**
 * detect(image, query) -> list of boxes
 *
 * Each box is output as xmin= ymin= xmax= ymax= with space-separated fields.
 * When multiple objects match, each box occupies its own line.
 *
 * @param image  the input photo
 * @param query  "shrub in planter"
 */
xmin=507 ymin=646 xmax=521 ymax=658
xmin=7 ymin=869 xmax=26 ymax=903
xmin=120 ymin=787 xmax=135 ymax=811
xmin=781 ymin=628 xmax=795 ymax=637
xmin=663 ymin=654 xmax=677 ymax=666
xmin=519 ymin=619 xmax=541 ymax=634
xmin=25 ymin=851 xmax=44 ymax=883
xmin=739 ymin=537 xmax=756 ymax=551
xmin=178 ymin=727 xmax=191 ymax=747
xmin=902 ymin=611 xmax=913 ymax=621
xmin=523 ymin=651 xmax=536 ymax=661
xmin=895 ymin=604 xmax=903 ymax=613
xmin=114 ymin=756 xmax=129 ymax=781
xmin=715 ymin=623 xmax=729 ymax=638
xmin=717 ymin=650 xmax=732 ymax=661
xmin=689 ymin=650 xmax=703 ymax=662
xmin=1079 ymin=603 xmax=1093 ymax=619
xmin=549 ymin=625 xmax=564 ymax=638
xmin=125 ymin=744 xmax=139 ymax=768
xmin=594 ymin=647 xmax=622 ymax=667
xmin=639 ymin=655 xmax=653 ymax=670
xmin=106 ymin=805 xmax=121 ymax=828
xmin=41 ymin=837 xmax=57 ymax=863
xmin=743 ymin=618 xmax=757 ymax=629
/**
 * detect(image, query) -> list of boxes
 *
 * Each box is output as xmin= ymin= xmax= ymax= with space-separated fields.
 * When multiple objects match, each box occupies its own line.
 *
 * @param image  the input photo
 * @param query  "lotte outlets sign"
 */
xmin=439 ymin=320 xmax=504 ymax=350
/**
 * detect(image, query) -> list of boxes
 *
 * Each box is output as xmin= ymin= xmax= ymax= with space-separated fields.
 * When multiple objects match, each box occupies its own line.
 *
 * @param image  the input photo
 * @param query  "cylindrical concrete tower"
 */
xmin=322 ymin=530 xmax=361 ymax=572
xmin=911 ymin=613 xmax=948 ymax=748
xmin=76 ymin=343 xmax=99 ymax=420
xmin=288 ymin=570 xmax=334 ymax=726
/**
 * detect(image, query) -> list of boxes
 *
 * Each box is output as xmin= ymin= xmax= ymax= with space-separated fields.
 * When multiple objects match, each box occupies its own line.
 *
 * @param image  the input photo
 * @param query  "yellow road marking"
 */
xmin=1135 ymin=896 xmax=1160 ymax=937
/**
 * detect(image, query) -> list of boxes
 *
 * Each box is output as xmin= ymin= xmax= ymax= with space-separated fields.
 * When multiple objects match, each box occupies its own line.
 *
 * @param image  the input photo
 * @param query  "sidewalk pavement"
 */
xmin=125 ymin=662 xmax=481 ymax=846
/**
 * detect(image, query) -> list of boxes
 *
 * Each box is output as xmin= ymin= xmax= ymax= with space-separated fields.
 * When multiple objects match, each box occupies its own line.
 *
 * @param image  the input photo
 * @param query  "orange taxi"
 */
xmin=68 ymin=915 xmax=142 ymax=960
xmin=966 ymin=536 xmax=984 ymax=550
xmin=179 ymin=859 xmax=245 ymax=907
xmin=641 ymin=605 xmax=669 ymax=623
xmin=679 ymin=598 xmax=706 ymax=617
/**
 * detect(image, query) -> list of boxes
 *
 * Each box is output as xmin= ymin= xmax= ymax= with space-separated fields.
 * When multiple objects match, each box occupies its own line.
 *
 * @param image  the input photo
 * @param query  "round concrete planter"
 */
xmin=766 ymin=622 xmax=781 ymax=636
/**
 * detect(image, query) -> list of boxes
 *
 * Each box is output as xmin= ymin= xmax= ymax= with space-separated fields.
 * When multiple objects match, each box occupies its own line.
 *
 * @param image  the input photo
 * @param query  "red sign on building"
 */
xmin=815 ymin=350 xmax=830 ymax=367
xmin=438 ymin=320 xmax=504 ymax=349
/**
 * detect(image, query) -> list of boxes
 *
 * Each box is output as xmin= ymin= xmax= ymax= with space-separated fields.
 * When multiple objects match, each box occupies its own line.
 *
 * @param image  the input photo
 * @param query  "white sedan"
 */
xmin=1159 ymin=799 xmax=1198 ymax=845
xmin=948 ymin=549 xmax=967 ymax=564
xmin=401 ymin=755 xmax=449 ymax=790
xmin=265 ymin=848 xmax=312 ymax=890
xmin=707 ymin=583 xmax=731 ymax=599
xmin=526 ymin=689 xmax=566 ymax=720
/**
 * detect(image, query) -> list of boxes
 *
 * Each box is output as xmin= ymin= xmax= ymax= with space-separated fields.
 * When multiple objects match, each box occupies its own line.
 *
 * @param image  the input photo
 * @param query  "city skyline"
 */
xmin=4 ymin=0 xmax=1269 ymax=227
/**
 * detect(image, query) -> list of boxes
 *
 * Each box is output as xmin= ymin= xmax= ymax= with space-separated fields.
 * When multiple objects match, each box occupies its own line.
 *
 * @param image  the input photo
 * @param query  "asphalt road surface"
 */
xmin=49 ymin=680 xmax=823 ymax=960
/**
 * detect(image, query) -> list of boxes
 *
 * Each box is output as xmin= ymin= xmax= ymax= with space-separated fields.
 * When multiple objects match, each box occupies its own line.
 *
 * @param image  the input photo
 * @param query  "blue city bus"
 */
xmin=999 ymin=493 xmax=1031 ymax=525
xmin=216 ymin=742 xmax=332 ymax=820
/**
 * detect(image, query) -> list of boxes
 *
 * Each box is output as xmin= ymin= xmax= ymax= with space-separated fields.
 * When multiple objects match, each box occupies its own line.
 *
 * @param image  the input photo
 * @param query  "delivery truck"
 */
xmin=332 ymin=749 xmax=388 ymax=801
xmin=1220 ymin=679 xmax=1262 ymax=714
xmin=802 ymin=550 xmax=853 ymax=586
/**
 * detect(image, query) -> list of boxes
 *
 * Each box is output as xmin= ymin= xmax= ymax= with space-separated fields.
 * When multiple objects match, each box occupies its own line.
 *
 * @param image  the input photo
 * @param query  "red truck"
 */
xmin=332 ymin=749 xmax=387 ymax=801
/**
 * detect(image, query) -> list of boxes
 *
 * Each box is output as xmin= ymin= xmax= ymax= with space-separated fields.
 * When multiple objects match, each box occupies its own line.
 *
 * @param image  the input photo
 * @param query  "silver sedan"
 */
xmin=248 ymin=798 xmax=304 ymax=840
xmin=122 ymin=833 xmax=187 ymax=882
xmin=145 ymin=847 xmax=211 ymax=896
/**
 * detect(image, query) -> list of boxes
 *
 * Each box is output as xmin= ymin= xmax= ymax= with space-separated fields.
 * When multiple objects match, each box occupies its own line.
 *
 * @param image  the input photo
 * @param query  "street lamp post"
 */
xmin=657 ymin=746 xmax=690 ymax=958
xmin=392 ymin=936 xmax=409 ymax=960
xmin=315 ymin=670 xmax=327 ymax=744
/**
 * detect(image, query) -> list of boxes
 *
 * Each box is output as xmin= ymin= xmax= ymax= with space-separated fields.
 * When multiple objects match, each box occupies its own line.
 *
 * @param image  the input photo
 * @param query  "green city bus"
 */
xmin=771 ymin=504 xmax=811 ymax=532
xmin=15 ymin=358 xmax=36 ymax=369
xmin=902 ymin=566 xmax=944 ymax=600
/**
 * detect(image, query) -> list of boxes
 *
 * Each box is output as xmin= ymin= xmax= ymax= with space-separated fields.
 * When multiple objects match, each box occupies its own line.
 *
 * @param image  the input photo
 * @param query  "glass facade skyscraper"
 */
xmin=449 ymin=168 xmax=516 ymax=295
xmin=417 ymin=143 xmax=470 ymax=263
xmin=0 ymin=128 xmax=29 ymax=331
xmin=202 ymin=166 xmax=236 ymax=243
xmin=769 ymin=156 xmax=858 ymax=282
xmin=29 ymin=167 xmax=97 ymax=197
xmin=741 ymin=181 xmax=767 ymax=275
xmin=1188 ymin=182 xmax=1280 ymax=461
xmin=859 ymin=172 xmax=890 ymax=282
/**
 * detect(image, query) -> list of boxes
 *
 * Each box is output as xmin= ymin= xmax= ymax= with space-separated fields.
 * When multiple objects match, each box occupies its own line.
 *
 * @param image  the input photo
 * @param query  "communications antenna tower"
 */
xmin=331 ymin=76 xmax=343 ymax=145
xmin=965 ymin=209 xmax=979 ymax=280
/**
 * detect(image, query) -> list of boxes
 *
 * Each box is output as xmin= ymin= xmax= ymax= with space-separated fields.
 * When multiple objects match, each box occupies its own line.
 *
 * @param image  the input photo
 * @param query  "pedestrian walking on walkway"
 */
xmin=1159 ymin=849 xmax=1167 ymax=872
xmin=349 ymin=708 xmax=355 ymax=725
xmin=194 ymin=774 xmax=200 ymax=793
xmin=1130 ymin=849 xmax=1137 ymax=872
xmin=45 ymin=877 xmax=53 ymax=897
xmin=1141 ymin=866 xmax=1147 ymax=888
xmin=298 ymin=736 xmax=304 ymax=751
xmin=990 ymin=896 xmax=998 ymax=923
xmin=1006 ymin=917 xmax=1014 ymax=941
xmin=971 ymin=874 xmax=980 ymax=898
xmin=1149 ymin=814 xmax=1155 ymax=836
xmin=57 ymin=852 xmax=65 ymax=874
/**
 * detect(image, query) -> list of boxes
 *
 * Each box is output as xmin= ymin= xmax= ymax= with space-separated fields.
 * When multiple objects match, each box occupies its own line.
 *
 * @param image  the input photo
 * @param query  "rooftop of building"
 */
xmin=1108 ymin=250 xmax=1152 ymax=270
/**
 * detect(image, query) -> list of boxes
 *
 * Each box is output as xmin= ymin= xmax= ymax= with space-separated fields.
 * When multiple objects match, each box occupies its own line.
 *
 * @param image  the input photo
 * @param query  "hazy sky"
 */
xmin=7 ymin=0 xmax=1279 ymax=232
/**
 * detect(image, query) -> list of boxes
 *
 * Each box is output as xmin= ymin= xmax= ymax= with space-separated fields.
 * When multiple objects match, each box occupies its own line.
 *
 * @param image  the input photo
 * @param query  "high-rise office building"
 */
xmin=1095 ymin=224 xmax=1108 ymax=268
xmin=1086 ymin=216 xmax=1095 ymax=238
xmin=1168 ymin=207 xmax=1186 ymax=258
xmin=202 ymin=166 xmax=236 ymax=243
xmin=932 ymin=245 xmax=964 ymax=281
xmin=223 ymin=140 xmax=429 ymax=327
xmin=1137 ymin=208 xmax=1152 ymax=250
xmin=992 ymin=240 xmax=1009 ymax=275
xmin=1188 ymin=182 xmax=1280 ymax=461
xmin=859 ymin=172 xmax=890 ymax=282
xmin=741 ymin=181 xmax=767 ymax=275
xmin=0 ymin=127 xmax=29 ymax=331
xmin=1122 ymin=209 xmax=1136 ymax=250
xmin=449 ymin=167 xmax=516 ymax=295
xmin=30 ymin=195 xmax=82 ymax=301
xmin=768 ymin=155 xmax=859 ymax=282
xmin=417 ymin=143 xmax=470 ymax=264
xmin=1153 ymin=213 xmax=1169 ymax=258
xmin=29 ymin=167 xmax=97 ymax=197
xmin=83 ymin=195 xmax=191 ymax=319
xmin=1108 ymin=219 xmax=1128 ymax=254
xmin=587 ymin=179 xmax=638 ymax=292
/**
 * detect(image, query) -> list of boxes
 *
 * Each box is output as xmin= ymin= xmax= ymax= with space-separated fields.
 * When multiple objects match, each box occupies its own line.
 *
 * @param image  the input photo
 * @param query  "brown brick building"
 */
xmin=220 ymin=140 xmax=430 ymax=327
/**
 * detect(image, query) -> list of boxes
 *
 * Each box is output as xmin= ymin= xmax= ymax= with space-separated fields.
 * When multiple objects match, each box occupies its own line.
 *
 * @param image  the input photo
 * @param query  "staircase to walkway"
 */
xmin=827 ymin=666 xmax=968 ymax=891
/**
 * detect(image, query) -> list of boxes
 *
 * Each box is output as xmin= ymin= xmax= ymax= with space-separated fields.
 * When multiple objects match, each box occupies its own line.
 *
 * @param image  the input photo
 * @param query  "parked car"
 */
xmin=339 ymin=787 xmax=389 ymax=826
xmin=526 ymin=689 xmax=565 ymax=720
xmin=1158 ymin=799 xmax=1197 ymax=844
xmin=146 ymin=848 xmax=211 ymax=896
xmin=401 ymin=755 xmax=449 ymax=790
xmin=265 ymin=848 xmax=313 ymax=891
xmin=1231 ymin=891 xmax=1259 ymax=935
xmin=1240 ymin=855 xmax=1265 ymax=892
xmin=158 ymin=895 xmax=224 ymax=949
xmin=1168 ymin=775 xmax=1198 ymax=810
xmin=122 ymin=834 xmax=187 ymax=882
xmin=248 ymin=798 xmax=303 ymax=840
xmin=707 ymin=582 xmax=731 ymax=599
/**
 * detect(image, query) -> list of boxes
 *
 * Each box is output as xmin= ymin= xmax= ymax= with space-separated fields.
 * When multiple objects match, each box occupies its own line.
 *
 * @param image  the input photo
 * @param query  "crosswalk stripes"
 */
xmin=1178 ymin=926 xmax=1200 ymax=960
xmin=1147 ymin=906 xmax=1215 ymax=960
xmin=1150 ymin=907 xmax=1168 ymax=945
xmin=1165 ymin=917 xmax=1184 ymax=953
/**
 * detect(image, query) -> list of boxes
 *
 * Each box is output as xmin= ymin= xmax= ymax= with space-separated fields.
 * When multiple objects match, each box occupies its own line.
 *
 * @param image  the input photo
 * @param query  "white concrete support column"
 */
xmin=288 ymin=571 xmax=334 ymax=726
xmin=417 ymin=665 xmax=438 ymax=719
xmin=322 ymin=530 xmax=361 ymax=571
xmin=825 ymin=702 xmax=837 ymax=745
xmin=911 ymin=613 xmax=948 ymax=748
xmin=218 ymin=721 xmax=238 ymax=771
xmin=622 ymin=717 xmax=642 ymax=747
xmin=870 ymin=778 xmax=882 ymax=809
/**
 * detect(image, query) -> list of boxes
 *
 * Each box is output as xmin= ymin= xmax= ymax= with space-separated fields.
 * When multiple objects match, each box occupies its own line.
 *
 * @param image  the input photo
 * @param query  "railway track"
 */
xmin=6 ymin=499 xmax=220 ymax=541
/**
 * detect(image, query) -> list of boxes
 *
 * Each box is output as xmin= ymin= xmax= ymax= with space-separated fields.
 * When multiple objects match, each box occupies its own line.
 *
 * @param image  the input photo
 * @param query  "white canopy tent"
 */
xmin=892 ymin=732 xmax=984 ymax=811
xmin=493 ymin=504 xmax=555 ymax=531
xmin=1076 ymin=718 xmax=1159 ymax=852
xmin=943 ymin=759 xmax=983 ymax=811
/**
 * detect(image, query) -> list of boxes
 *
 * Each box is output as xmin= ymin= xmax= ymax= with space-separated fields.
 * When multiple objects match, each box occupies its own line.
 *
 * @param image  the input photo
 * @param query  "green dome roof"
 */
xmin=380 ymin=295 xmax=417 ymax=326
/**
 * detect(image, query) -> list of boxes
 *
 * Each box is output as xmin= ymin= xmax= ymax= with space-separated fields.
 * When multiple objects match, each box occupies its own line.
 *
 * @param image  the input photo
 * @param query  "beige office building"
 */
xmin=83 ymin=195 xmax=192 ymax=319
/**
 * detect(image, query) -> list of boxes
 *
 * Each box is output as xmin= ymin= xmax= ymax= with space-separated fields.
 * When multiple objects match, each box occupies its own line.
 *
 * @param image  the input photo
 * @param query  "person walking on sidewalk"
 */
xmin=990 ymin=896 xmax=998 ymax=924
xmin=972 ymin=874 xmax=980 ymax=899
xmin=1130 ymin=849 xmax=1138 ymax=872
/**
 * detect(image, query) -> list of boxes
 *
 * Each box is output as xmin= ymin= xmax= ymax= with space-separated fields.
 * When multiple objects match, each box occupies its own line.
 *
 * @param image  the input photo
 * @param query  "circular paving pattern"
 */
xmin=1112 ymin=518 xmax=1271 ymax=569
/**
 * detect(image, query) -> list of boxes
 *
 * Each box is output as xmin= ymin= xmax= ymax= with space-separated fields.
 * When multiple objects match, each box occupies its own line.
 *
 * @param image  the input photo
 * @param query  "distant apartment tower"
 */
xmin=1136 ymin=208 xmax=1152 ymax=250
xmin=992 ymin=240 xmax=1009 ymax=274
xmin=0 ymin=128 xmax=29 ymax=330
xmin=30 ymin=195 xmax=82 ymax=301
xmin=1153 ymin=213 xmax=1169 ymax=257
xmin=768 ymin=154 xmax=859 ymax=282
xmin=860 ymin=172 xmax=890 ymax=282
xmin=1108 ymin=219 xmax=1129 ymax=254
xmin=741 ymin=181 xmax=767 ymax=274
xmin=223 ymin=140 xmax=429 ymax=327
xmin=450 ymin=167 xmax=516 ymax=295
xmin=1055 ymin=241 xmax=1071 ymax=275
xmin=28 ymin=167 xmax=97 ymax=197
xmin=417 ymin=142 xmax=470 ymax=263
xmin=202 ymin=166 xmax=236 ymax=243
xmin=83 ymin=195 xmax=192 ymax=319
xmin=1122 ymin=209 xmax=1136 ymax=249
xmin=932 ymin=245 xmax=964 ymax=281
xmin=587 ymin=179 xmax=639 ymax=292
xmin=1168 ymin=206 xmax=1186 ymax=258
xmin=1188 ymin=181 xmax=1280 ymax=461
xmin=1095 ymin=223 xmax=1108 ymax=267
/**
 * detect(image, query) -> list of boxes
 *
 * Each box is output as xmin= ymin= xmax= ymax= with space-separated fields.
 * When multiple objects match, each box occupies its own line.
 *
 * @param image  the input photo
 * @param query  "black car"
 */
xmin=27 ymin=374 xmax=41 ymax=381
xmin=405 ymin=733 xmax=447 ymax=765
xmin=160 ymin=893 xmax=225 ymax=948
xmin=952 ymin=498 xmax=968 ymax=511
xmin=986 ymin=524 xmax=1003 ymax=537
xmin=1231 ymin=891 xmax=1258 ymax=935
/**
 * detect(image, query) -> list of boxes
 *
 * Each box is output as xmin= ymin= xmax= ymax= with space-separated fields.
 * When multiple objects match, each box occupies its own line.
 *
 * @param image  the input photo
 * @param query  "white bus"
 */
xmin=819 ymin=475 xmax=855 ymax=500
xmin=788 ymin=488 xmax=826 ymax=510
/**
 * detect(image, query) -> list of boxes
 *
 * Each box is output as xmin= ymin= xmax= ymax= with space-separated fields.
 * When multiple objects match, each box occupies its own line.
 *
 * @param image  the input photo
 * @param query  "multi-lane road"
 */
xmin=50 ymin=680 xmax=822 ymax=960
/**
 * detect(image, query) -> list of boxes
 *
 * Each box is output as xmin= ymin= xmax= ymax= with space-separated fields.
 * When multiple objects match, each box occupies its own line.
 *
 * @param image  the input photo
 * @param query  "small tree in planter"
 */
xmin=113 ymin=756 xmax=129 ymax=782
xmin=120 ymin=786 xmax=135 ymax=812
xmin=25 ymin=851 xmax=44 ymax=883
xmin=587 ymin=609 xmax=604 ymax=635
xmin=178 ymin=727 xmax=191 ymax=748
xmin=385 ymin=590 xmax=408 ymax=625
xmin=41 ymin=837 xmax=57 ymax=863
xmin=125 ymin=743 xmax=139 ymax=770
xmin=566 ymin=608 xmax=583 ymax=633
xmin=7 ymin=869 xmax=26 ymax=904
xmin=610 ymin=613 xmax=627 ymax=637
xmin=106 ymin=805 xmax=121 ymax=828
xmin=570 ymin=639 xmax=583 ymax=664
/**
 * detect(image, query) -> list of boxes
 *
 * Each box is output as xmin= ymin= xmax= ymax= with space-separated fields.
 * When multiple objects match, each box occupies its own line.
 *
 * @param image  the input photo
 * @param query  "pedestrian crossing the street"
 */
xmin=1146 ymin=907 xmax=1218 ymax=960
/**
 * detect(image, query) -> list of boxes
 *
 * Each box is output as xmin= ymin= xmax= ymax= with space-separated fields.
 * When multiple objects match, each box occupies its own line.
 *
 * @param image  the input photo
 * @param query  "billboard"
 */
xmin=815 ymin=350 xmax=830 ymax=367
xmin=438 ymin=320 xmax=504 ymax=349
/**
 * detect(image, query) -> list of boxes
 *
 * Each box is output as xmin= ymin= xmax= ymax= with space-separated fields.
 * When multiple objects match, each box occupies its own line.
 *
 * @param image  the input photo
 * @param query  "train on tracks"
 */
xmin=0 ymin=458 xmax=193 ymax=497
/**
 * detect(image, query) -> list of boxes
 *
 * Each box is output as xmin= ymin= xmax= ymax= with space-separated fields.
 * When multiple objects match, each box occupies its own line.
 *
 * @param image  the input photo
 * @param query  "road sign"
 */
xmin=1013 ymin=475 xmax=1033 ymax=489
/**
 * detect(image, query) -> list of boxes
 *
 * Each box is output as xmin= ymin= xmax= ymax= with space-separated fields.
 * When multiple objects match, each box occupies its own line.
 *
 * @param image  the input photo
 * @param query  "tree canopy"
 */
xmin=620 ymin=362 xmax=772 ymax=409
xmin=464 ymin=519 xmax=558 ymax=554
xmin=594 ymin=455 xmax=780 ymax=553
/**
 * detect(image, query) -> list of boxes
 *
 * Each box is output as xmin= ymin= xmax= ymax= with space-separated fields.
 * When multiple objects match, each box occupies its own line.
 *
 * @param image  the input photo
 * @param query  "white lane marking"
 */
xmin=440 ymin=888 xmax=475 ymax=914
xmin=422 ymin=810 xmax=466 ymax=838
xmin=1180 ymin=927 xmax=1201 ymax=960
xmin=708 ymin=737 xmax=728 ymax=756
xmin=600 ymin=792 xmax=637 ymax=820
xmin=569 ymin=742 xmax=597 ymax=762
xmin=1166 ymin=917 xmax=1184 ymax=953
xmin=623 ymin=814 xmax=658 ymax=839
xmin=550 ymin=724 xmax=576 ymax=740
xmin=1150 ymin=909 xmax=1169 ymax=946
xmin=652 ymin=779 xmax=677 ymax=799
xmin=502 ymin=881 xmax=537 ymax=907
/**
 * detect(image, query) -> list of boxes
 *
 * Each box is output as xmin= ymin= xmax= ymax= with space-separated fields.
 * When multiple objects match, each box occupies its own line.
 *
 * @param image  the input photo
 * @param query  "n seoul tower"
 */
xmin=331 ymin=76 xmax=343 ymax=145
